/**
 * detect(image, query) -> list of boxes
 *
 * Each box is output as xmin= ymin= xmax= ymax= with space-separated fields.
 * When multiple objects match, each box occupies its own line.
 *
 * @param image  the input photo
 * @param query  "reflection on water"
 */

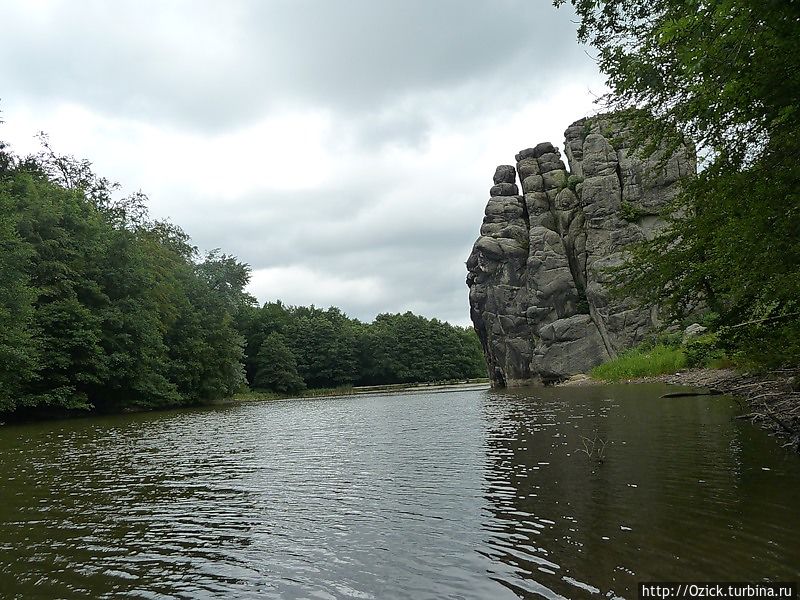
xmin=481 ymin=385 xmax=800 ymax=598
xmin=0 ymin=385 xmax=798 ymax=599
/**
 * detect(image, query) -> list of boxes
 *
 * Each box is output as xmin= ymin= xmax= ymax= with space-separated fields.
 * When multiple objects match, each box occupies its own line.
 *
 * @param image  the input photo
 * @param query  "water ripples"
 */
xmin=1 ymin=385 xmax=799 ymax=599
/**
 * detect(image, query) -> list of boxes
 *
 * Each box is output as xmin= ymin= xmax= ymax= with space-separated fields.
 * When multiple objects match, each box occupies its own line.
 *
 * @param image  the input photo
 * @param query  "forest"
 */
xmin=0 ymin=134 xmax=486 ymax=416
xmin=559 ymin=0 xmax=800 ymax=369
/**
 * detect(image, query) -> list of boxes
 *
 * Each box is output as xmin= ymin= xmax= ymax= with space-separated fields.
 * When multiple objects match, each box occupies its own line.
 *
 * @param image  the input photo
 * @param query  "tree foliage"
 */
xmin=558 ymin=0 xmax=800 ymax=367
xmin=358 ymin=312 xmax=486 ymax=385
xmin=0 ymin=137 xmax=248 ymax=414
xmin=238 ymin=306 xmax=486 ymax=392
xmin=0 ymin=126 xmax=486 ymax=416
xmin=252 ymin=333 xmax=306 ymax=394
xmin=558 ymin=0 xmax=799 ymax=166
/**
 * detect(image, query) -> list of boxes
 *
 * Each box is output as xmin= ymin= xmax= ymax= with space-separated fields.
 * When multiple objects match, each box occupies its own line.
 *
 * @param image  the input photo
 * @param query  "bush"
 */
xmin=639 ymin=330 xmax=683 ymax=351
xmin=620 ymin=201 xmax=645 ymax=222
xmin=718 ymin=317 xmax=800 ymax=372
xmin=567 ymin=174 xmax=584 ymax=191
xmin=590 ymin=344 xmax=686 ymax=382
xmin=682 ymin=332 xmax=725 ymax=368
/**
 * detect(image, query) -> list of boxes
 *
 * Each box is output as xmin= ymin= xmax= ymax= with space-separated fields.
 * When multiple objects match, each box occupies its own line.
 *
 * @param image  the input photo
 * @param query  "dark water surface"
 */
xmin=1 ymin=384 xmax=798 ymax=599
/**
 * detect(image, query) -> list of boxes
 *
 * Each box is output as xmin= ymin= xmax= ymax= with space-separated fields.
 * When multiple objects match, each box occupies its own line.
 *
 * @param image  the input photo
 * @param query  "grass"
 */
xmin=590 ymin=344 xmax=687 ymax=382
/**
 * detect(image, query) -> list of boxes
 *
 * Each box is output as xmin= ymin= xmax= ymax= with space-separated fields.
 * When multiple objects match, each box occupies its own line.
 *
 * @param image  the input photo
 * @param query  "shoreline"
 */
xmin=230 ymin=379 xmax=492 ymax=404
xmin=0 ymin=379 xmax=493 ymax=425
xmin=561 ymin=368 xmax=800 ymax=452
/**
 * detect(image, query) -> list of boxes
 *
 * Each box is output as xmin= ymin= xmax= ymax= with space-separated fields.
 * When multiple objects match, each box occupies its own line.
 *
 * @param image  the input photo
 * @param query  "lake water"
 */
xmin=1 ymin=384 xmax=798 ymax=599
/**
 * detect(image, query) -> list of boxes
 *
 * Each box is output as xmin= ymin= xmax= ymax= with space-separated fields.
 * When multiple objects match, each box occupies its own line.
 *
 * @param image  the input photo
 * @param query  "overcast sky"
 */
xmin=0 ymin=0 xmax=606 ymax=326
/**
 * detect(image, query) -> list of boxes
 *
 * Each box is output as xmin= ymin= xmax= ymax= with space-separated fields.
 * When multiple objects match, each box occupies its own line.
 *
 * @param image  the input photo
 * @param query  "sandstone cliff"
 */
xmin=466 ymin=115 xmax=695 ymax=386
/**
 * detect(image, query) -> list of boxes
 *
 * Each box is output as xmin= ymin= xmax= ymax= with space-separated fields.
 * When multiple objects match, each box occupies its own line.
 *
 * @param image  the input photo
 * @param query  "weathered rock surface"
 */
xmin=467 ymin=114 xmax=696 ymax=385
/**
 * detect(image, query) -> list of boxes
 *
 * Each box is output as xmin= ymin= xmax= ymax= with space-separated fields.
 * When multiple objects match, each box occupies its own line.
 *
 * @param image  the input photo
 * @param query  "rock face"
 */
xmin=466 ymin=115 xmax=695 ymax=386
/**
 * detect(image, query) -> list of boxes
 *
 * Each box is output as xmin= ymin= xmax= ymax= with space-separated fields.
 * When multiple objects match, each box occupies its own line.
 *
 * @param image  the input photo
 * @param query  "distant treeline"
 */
xmin=0 ymin=134 xmax=485 ymax=416
xmin=240 ymin=304 xmax=485 ymax=393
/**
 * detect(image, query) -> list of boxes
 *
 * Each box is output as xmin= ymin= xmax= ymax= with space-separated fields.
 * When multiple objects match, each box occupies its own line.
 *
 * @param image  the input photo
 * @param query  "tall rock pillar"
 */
xmin=467 ymin=113 xmax=696 ymax=385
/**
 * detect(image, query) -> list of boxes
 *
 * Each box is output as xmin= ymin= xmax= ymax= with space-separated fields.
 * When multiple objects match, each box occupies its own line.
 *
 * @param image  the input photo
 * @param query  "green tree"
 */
xmin=286 ymin=311 xmax=358 ymax=388
xmin=358 ymin=312 xmax=486 ymax=385
xmin=557 ymin=0 xmax=800 ymax=166
xmin=240 ymin=301 xmax=294 ymax=384
xmin=0 ymin=158 xmax=38 ymax=411
xmin=558 ymin=0 xmax=800 ymax=367
xmin=0 ymin=131 xmax=250 ymax=415
xmin=252 ymin=333 xmax=306 ymax=393
xmin=9 ymin=169 xmax=111 ymax=409
xmin=88 ymin=225 xmax=181 ymax=409
xmin=165 ymin=271 xmax=246 ymax=403
xmin=196 ymin=249 xmax=256 ymax=313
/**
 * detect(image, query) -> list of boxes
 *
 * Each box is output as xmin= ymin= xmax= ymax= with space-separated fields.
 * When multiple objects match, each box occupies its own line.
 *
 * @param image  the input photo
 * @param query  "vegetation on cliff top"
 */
xmin=558 ymin=0 xmax=800 ymax=369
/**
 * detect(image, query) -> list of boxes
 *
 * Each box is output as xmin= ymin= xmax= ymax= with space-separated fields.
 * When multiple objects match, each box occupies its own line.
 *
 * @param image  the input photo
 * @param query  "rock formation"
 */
xmin=466 ymin=114 xmax=695 ymax=386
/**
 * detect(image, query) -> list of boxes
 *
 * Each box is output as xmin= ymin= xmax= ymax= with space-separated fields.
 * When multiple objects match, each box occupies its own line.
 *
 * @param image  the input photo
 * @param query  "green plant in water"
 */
xmin=576 ymin=433 xmax=608 ymax=463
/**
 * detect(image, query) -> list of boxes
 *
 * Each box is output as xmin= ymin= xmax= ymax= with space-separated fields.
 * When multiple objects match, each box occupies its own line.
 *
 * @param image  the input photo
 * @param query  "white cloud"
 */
xmin=249 ymin=266 xmax=387 ymax=315
xmin=0 ymin=1 xmax=608 ymax=325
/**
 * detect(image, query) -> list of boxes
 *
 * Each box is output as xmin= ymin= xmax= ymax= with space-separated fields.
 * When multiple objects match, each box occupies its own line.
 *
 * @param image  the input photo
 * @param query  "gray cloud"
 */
xmin=1 ymin=0 xmax=590 ymax=131
xmin=0 ymin=0 xmax=604 ymax=325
